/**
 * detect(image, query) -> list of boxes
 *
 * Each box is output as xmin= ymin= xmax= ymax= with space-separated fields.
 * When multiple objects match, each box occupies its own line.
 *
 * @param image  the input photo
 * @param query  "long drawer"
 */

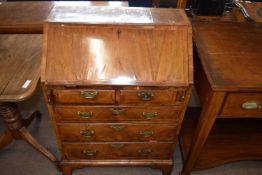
xmin=58 ymin=123 xmax=178 ymax=142
xmin=54 ymin=106 xmax=180 ymax=122
xmin=62 ymin=142 xmax=174 ymax=160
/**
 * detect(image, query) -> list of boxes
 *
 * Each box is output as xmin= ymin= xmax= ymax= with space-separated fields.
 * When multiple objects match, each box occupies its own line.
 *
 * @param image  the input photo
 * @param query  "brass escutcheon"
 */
xmin=110 ymin=125 xmax=125 ymax=132
xmin=110 ymin=108 xmax=125 ymax=115
xmin=137 ymin=148 xmax=151 ymax=156
xmin=110 ymin=144 xmax=124 ymax=149
xmin=137 ymin=91 xmax=154 ymax=101
xmin=142 ymin=112 xmax=158 ymax=119
xmin=139 ymin=130 xmax=154 ymax=137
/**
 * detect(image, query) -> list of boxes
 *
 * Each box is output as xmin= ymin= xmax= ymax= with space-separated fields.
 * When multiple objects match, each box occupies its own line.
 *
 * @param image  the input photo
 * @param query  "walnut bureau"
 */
xmin=179 ymin=22 xmax=262 ymax=175
xmin=41 ymin=6 xmax=193 ymax=175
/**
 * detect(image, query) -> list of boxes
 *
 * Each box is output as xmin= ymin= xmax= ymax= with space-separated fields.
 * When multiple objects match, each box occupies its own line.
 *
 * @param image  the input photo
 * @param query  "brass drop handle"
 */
xmin=110 ymin=144 xmax=124 ymax=149
xmin=83 ymin=149 xmax=97 ymax=156
xmin=77 ymin=111 xmax=93 ymax=118
xmin=110 ymin=125 xmax=125 ymax=132
xmin=142 ymin=112 xmax=158 ymax=119
xmin=139 ymin=130 xmax=154 ymax=137
xmin=80 ymin=130 xmax=95 ymax=137
xmin=110 ymin=108 xmax=125 ymax=115
xmin=241 ymin=101 xmax=262 ymax=110
xmin=137 ymin=148 xmax=151 ymax=156
xmin=137 ymin=91 xmax=154 ymax=101
xmin=80 ymin=91 xmax=98 ymax=99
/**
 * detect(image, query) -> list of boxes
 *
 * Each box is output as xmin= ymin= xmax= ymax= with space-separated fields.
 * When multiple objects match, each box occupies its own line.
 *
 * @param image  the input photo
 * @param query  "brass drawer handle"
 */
xmin=83 ymin=149 xmax=97 ymax=156
xmin=241 ymin=101 xmax=262 ymax=110
xmin=110 ymin=125 xmax=125 ymax=132
xmin=137 ymin=91 xmax=154 ymax=101
xmin=137 ymin=148 xmax=151 ymax=156
xmin=80 ymin=91 xmax=98 ymax=99
xmin=142 ymin=112 xmax=158 ymax=119
xmin=110 ymin=144 xmax=124 ymax=149
xmin=110 ymin=108 xmax=125 ymax=115
xmin=77 ymin=111 xmax=93 ymax=118
xmin=139 ymin=130 xmax=154 ymax=137
xmin=80 ymin=130 xmax=95 ymax=137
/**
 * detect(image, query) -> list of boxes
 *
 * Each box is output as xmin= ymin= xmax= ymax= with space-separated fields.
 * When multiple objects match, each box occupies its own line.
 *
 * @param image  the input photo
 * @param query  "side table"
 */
xmin=179 ymin=21 xmax=262 ymax=175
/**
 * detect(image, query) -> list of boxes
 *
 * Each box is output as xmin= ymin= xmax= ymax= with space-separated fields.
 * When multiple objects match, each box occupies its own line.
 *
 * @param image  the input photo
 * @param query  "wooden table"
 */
xmin=0 ymin=1 xmax=128 ymax=33
xmin=179 ymin=21 xmax=262 ymax=175
xmin=0 ymin=34 xmax=58 ymax=167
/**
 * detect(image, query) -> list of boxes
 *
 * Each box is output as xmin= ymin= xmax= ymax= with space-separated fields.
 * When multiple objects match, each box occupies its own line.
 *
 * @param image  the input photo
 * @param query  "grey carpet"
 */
xmin=0 ymin=85 xmax=261 ymax=175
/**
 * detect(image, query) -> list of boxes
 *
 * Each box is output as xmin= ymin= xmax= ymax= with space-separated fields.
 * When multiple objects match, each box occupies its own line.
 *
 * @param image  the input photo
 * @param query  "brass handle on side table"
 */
xmin=137 ymin=91 xmax=154 ymax=101
xmin=137 ymin=148 xmax=151 ymax=156
xmin=80 ymin=130 xmax=95 ymax=137
xmin=139 ymin=130 xmax=154 ymax=137
xmin=142 ymin=112 xmax=158 ymax=119
xmin=241 ymin=101 xmax=262 ymax=109
xmin=83 ymin=149 xmax=97 ymax=156
xmin=110 ymin=125 xmax=125 ymax=132
xmin=80 ymin=91 xmax=98 ymax=99
xmin=110 ymin=108 xmax=125 ymax=115
xmin=77 ymin=111 xmax=93 ymax=119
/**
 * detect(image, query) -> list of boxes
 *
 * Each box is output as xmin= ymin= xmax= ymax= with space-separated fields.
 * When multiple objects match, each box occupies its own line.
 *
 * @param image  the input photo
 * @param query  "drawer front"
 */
xmin=220 ymin=93 xmax=262 ymax=117
xmin=58 ymin=123 xmax=177 ymax=142
xmin=62 ymin=142 xmax=174 ymax=160
xmin=120 ymin=90 xmax=181 ymax=105
xmin=54 ymin=106 xmax=180 ymax=122
xmin=53 ymin=89 xmax=115 ymax=104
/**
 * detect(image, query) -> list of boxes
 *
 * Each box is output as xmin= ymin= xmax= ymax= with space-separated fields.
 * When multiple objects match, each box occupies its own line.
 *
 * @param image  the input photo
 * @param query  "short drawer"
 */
xmin=53 ymin=89 xmax=115 ymax=104
xmin=220 ymin=93 xmax=262 ymax=117
xmin=54 ymin=106 xmax=180 ymax=122
xmin=120 ymin=89 xmax=183 ymax=105
xmin=62 ymin=142 xmax=174 ymax=160
xmin=58 ymin=123 xmax=177 ymax=142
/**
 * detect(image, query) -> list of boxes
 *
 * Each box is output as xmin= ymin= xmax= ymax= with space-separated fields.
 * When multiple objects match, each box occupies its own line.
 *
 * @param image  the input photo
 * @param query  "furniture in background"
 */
xmin=0 ymin=1 xmax=128 ymax=33
xmin=179 ymin=21 xmax=262 ymax=175
xmin=0 ymin=34 xmax=58 ymax=167
xmin=41 ymin=6 xmax=193 ymax=175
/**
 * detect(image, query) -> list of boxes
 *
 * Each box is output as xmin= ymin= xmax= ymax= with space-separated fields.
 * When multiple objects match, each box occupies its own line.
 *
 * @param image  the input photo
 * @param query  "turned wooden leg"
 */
xmin=0 ymin=129 xmax=13 ymax=149
xmin=0 ymin=103 xmax=58 ymax=169
xmin=61 ymin=166 xmax=72 ymax=175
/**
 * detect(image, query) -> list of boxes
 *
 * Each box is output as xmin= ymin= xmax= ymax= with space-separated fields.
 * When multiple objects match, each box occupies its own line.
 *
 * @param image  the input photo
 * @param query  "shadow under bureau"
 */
xmin=41 ymin=6 xmax=193 ymax=175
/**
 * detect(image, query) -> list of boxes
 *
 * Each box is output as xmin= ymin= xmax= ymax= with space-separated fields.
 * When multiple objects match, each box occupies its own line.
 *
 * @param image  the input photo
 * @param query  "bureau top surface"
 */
xmin=47 ymin=6 xmax=190 ymax=25
xmin=42 ymin=8 xmax=192 ymax=87
xmin=193 ymin=21 xmax=262 ymax=91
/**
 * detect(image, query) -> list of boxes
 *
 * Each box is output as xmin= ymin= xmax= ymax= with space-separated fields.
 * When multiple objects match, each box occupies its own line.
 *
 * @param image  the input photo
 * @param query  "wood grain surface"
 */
xmin=192 ymin=22 xmax=262 ymax=91
xmin=0 ymin=34 xmax=42 ymax=102
xmin=42 ymin=8 xmax=192 ymax=86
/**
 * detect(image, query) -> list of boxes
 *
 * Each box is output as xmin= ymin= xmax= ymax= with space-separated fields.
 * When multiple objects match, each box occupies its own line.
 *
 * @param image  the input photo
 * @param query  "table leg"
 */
xmin=0 ymin=129 xmax=12 ymax=149
xmin=181 ymin=92 xmax=225 ymax=175
xmin=0 ymin=103 xmax=58 ymax=169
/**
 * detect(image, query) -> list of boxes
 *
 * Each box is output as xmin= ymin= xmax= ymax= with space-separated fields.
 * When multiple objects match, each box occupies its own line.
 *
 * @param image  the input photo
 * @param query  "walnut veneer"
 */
xmin=41 ymin=6 xmax=193 ymax=175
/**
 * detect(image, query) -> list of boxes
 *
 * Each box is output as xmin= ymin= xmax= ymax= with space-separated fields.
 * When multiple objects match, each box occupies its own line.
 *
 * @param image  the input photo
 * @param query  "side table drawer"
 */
xmin=62 ymin=142 xmax=174 ymax=160
xmin=220 ymin=93 xmax=262 ymax=117
xmin=54 ymin=106 xmax=180 ymax=122
xmin=58 ymin=123 xmax=177 ymax=142
xmin=53 ymin=89 xmax=115 ymax=104
xmin=120 ymin=89 xmax=182 ymax=105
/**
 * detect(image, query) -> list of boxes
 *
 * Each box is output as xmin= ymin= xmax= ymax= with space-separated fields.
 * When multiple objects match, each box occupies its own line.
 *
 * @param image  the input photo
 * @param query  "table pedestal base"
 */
xmin=0 ymin=103 xmax=58 ymax=169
